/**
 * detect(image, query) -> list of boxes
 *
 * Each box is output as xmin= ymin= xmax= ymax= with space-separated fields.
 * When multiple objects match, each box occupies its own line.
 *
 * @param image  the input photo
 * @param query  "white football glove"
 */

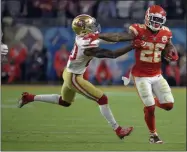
xmin=1 ymin=43 xmax=8 ymax=55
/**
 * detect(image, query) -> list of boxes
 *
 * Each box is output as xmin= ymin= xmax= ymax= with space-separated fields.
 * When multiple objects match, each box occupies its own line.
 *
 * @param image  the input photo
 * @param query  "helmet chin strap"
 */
xmin=151 ymin=24 xmax=162 ymax=31
xmin=150 ymin=26 xmax=160 ymax=31
xmin=146 ymin=25 xmax=159 ymax=33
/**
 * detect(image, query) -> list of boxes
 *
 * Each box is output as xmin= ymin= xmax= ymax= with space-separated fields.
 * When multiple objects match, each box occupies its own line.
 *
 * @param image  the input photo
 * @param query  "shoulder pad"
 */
xmin=129 ymin=24 xmax=146 ymax=36
xmin=83 ymin=33 xmax=98 ymax=42
xmin=76 ymin=36 xmax=99 ymax=49
xmin=161 ymin=26 xmax=172 ymax=38
xmin=162 ymin=26 xmax=171 ymax=32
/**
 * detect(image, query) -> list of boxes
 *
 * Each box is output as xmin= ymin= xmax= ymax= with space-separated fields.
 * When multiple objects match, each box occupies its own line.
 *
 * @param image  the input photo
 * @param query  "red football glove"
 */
xmin=132 ymin=39 xmax=148 ymax=49
xmin=164 ymin=50 xmax=179 ymax=61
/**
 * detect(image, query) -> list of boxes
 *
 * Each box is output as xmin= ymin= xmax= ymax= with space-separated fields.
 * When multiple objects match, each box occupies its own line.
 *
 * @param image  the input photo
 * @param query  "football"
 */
xmin=162 ymin=44 xmax=172 ymax=56
xmin=162 ymin=44 xmax=178 ymax=61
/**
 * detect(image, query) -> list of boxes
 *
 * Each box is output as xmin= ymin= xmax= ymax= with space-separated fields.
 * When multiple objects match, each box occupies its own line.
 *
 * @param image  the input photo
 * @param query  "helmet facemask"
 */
xmin=146 ymin=13 xmax=166 ymax=31
xmin=85 ymin=18 xmax=101 ymax=34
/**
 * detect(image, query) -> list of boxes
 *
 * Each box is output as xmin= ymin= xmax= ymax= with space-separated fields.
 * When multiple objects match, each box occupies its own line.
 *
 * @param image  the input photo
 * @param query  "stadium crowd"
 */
xmin=1 ymin=0 xmax=186 ymax=20
xmin=1 ymin=0 xmax=186 ymax=86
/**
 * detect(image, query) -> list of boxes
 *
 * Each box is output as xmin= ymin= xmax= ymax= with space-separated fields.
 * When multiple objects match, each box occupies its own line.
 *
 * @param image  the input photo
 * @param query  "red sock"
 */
xmin=144 ymin=105 xmax=156 ymax=133
xmin=154 ymin=98 xmax=173 ymax=111
xmin=97 ymin=95 xmax=108 ymax=105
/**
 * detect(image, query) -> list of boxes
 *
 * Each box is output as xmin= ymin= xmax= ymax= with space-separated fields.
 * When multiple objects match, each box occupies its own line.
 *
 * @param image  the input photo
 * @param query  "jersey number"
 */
xmin=140 ymin=42 xmax=165 ymax=63
xmin=69 ymin=44 xmax=92 ymax=67
xmin=70 ymin=44 xmax=78 ymax=60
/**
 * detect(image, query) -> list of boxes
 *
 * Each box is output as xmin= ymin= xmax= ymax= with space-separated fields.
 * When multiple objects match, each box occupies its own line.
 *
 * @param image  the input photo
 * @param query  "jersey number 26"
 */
xmin=140 ymin=42 xmax=165 ymax=63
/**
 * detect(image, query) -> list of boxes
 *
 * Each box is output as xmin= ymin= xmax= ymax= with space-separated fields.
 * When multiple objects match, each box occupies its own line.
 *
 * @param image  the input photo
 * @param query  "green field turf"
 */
xmin=1 ymin=85 xmax=186 ymax=151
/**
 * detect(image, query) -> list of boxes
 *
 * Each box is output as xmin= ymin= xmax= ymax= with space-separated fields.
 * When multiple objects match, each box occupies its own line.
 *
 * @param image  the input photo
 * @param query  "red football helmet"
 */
xmin=145 ymin=5 xmax=166 ymax=31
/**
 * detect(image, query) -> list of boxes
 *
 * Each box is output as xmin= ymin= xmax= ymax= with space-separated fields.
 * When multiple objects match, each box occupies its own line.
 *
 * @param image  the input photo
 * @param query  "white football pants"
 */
xmin=132 ymin=74 xmax=174 ymax=107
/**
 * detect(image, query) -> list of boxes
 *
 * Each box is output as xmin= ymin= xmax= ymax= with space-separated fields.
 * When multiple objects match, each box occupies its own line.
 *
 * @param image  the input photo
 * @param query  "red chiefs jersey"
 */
xmin=129 ymin=24 xmax=172 ymax=77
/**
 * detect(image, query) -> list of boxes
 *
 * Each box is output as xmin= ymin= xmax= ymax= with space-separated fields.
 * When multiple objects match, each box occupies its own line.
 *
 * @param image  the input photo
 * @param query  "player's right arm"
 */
xmin=98 ymin=24 xmax=139 ymax=42
xmin=84 ymin=44 xmax=133 ymax=59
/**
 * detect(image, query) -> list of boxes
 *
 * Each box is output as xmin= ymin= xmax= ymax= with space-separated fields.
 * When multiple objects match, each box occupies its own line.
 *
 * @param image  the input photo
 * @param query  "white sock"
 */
xmin=150 ymin=132 xmax=158 ymax=136
xmin=34 ymin=94 xmax=60 ymax=104
xmin=99 ymin=104 xmax=119 ymax=130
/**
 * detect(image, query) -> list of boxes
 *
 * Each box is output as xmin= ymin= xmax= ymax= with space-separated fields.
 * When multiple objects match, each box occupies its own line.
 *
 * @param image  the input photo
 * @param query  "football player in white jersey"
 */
xmin=1 ymin=43 xmax=8 ymax=56
xmin=1 ymin=33 xmax=9 ymax=62
xmin=18 ymin=14 xmax=135 ymax=139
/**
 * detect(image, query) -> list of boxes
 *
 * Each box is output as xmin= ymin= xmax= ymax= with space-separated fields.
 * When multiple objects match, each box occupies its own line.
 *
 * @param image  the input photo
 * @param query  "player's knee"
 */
xmin=97 ymin=94 xmax=108 ymax=105
xmin=141 ymin=93 xmax=154 ymax=107
xmin=142 ymin=96 xmax=155 ymax=107
xmin=59 ymin=97 xmax=72 ymax=107
xmin=164 ymin=93 xmax=174 ymax=103
xmin=163 ymin=103 xmax=173 ymax=111
xmin=138 ymin=83 xmax=154 ymax=106
xmin=144 ymin=105 xmax=155 ymax=116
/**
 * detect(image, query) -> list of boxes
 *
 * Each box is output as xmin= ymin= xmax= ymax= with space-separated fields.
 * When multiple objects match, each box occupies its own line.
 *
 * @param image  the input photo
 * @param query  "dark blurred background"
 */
xmin=1 ymin=0 xmax=186 ymax=86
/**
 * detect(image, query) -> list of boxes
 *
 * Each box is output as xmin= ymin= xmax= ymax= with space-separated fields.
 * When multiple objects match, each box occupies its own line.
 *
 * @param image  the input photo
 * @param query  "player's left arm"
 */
xmin=164 ymin=39 xmax=179 ymax=61
xmin=84 ymin=44 xmax=133 ymax=59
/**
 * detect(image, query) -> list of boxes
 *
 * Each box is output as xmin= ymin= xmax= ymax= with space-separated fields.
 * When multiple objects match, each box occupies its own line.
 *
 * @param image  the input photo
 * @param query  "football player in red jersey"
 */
xmin=99 ymin=5 xmax=179 ymax=144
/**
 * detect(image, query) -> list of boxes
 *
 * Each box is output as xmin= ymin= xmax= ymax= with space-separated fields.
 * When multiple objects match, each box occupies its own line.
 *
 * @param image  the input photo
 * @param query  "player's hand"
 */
xmin=132 ymin=39 xmax=147 ymax=49
xmin=164 ymin=50 xmax=179 ymax=61
xmin=1 ymin=43 xmax=8 ymax=55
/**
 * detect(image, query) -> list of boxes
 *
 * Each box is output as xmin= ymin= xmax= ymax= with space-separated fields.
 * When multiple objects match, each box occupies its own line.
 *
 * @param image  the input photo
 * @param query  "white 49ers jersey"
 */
xmin=67 ymin=35 xmax=100 ymax=74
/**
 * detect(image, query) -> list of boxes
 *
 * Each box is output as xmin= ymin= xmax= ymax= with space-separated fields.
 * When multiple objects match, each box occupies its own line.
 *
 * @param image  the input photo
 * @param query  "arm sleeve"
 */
xmin=162 ymin=26 xmax=172 ymax=39
xmin=168 ymin=31 xmax=172 ymax=39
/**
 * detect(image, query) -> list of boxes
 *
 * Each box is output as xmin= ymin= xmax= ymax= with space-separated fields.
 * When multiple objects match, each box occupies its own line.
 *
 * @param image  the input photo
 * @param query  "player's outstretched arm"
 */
xmin=84 ymin=44 xmax=133 ymax=59
xmin=99 ymin=32 xmax=134 ymax=42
